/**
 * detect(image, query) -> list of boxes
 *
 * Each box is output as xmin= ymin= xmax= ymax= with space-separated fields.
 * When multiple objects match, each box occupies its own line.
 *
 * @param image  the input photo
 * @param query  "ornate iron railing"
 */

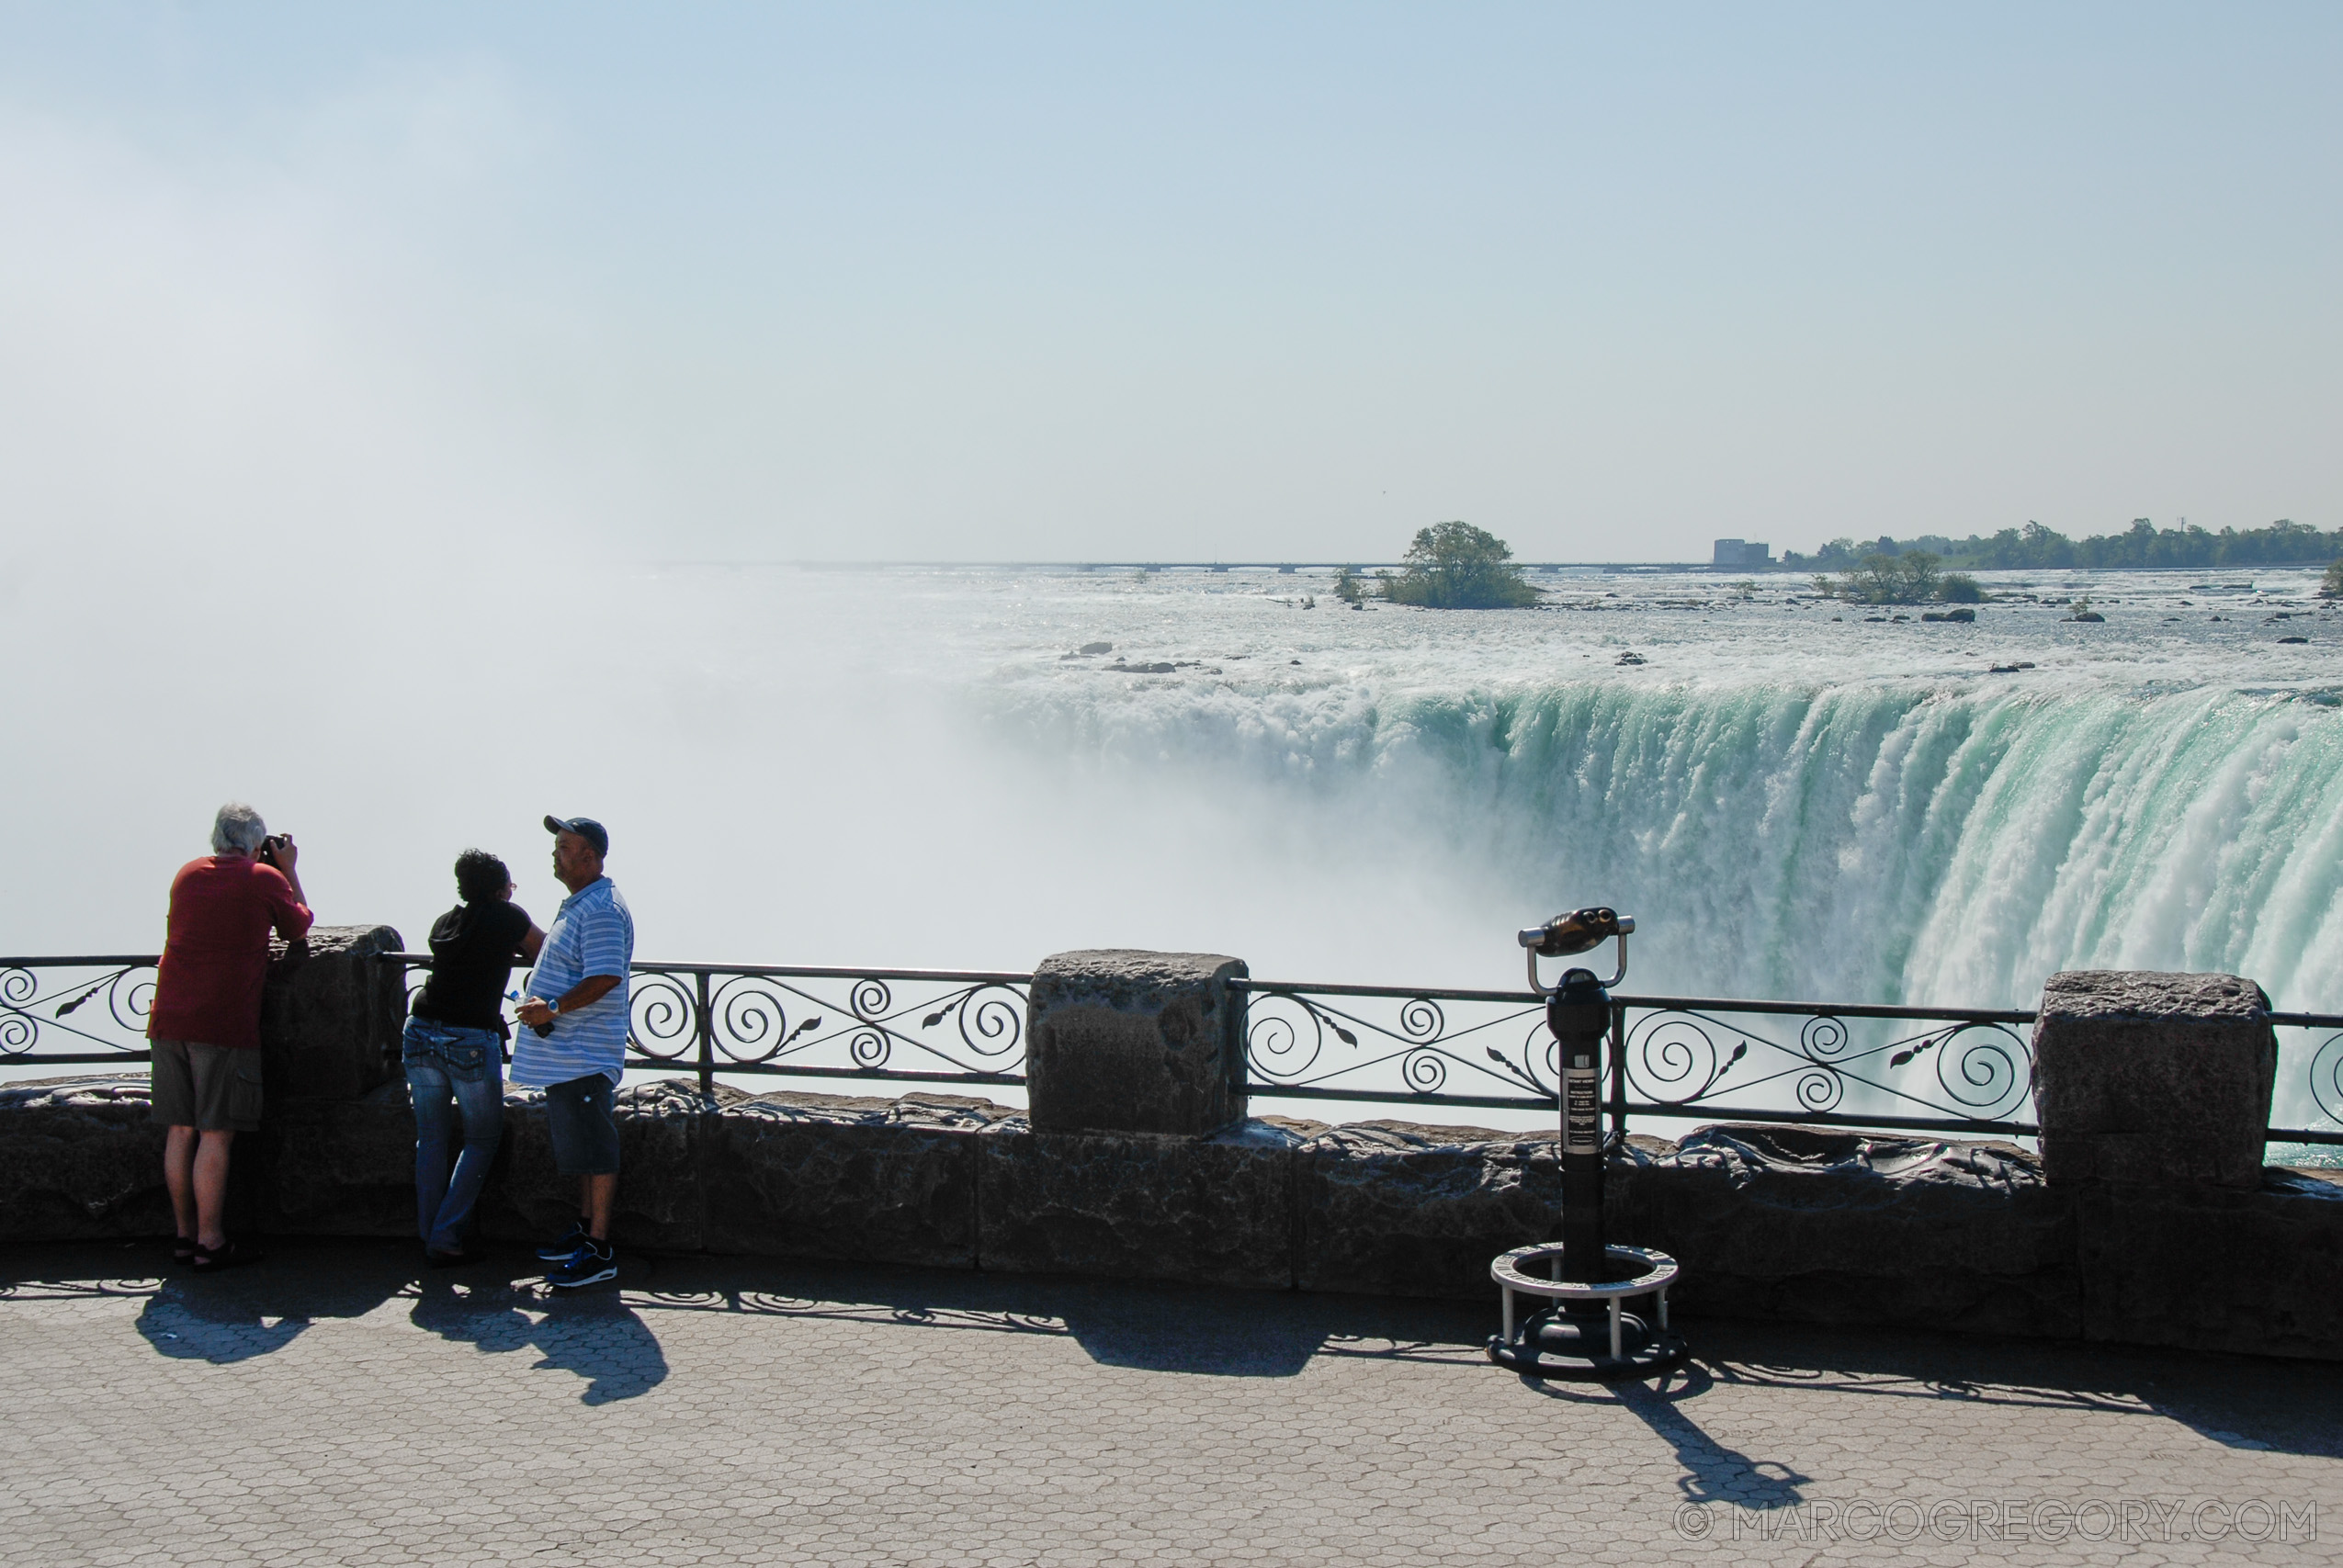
xmin=2266 ymin=1012 xmax=2343 ymax=1149
xmin=0 ymin=957 xmax=159 ymax=1066
xmin=1235 ymin=979 xmax=2043 ymax=1140
xmin=10 ymin=948 xmax=2341 ymax=1150
xmin=390 ymin=956 xmax=1031 ymax=1097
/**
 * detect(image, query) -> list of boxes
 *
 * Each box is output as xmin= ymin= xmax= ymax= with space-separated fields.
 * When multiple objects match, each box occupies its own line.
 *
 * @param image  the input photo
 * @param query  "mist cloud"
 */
xmin=0 ymin=63 xmax=590 ymax=576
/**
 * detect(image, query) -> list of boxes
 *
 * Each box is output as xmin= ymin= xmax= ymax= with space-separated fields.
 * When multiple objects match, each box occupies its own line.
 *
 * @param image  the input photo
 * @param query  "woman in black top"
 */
xmin=402 ymin=850 xmax=545 ymax=1264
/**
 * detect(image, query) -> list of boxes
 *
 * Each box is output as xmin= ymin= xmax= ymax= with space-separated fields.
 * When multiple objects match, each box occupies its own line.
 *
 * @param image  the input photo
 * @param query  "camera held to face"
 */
xmin=257 ymin=834 xmax=289 ymax=867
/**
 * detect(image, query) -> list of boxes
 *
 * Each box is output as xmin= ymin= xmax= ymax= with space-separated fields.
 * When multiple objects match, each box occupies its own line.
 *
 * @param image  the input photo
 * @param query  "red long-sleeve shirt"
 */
xmin=147 ymin=856 xmax=314 ymax=1050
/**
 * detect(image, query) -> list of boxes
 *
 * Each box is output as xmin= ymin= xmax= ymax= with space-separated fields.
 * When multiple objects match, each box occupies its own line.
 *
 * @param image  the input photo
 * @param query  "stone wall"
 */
xmin=12 ymin=1072 xmax=2338 ymax=1357
xmin=6 ymin=946 xmax=2340 ymax=1361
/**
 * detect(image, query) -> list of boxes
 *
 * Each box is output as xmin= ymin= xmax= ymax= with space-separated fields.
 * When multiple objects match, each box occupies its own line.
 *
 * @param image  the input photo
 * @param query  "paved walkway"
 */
xmin=5 ymin=1239 xmax=2339 ymax=1566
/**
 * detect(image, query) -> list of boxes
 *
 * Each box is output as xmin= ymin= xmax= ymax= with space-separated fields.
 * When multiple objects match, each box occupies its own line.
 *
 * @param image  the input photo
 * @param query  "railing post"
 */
xmin=695 ymin=968 xmax=714 ymax=1098
xmin=1608 ymin=1002 xmax=1628 ymax=1145
xmin=1025 ymin=950 xmax=1249 ymax=1134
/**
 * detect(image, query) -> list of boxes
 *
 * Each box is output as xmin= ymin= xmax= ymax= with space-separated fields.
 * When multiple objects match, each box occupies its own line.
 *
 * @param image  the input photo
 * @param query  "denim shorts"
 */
xmin=544 ymin=1072 xmax=621 ymax=1176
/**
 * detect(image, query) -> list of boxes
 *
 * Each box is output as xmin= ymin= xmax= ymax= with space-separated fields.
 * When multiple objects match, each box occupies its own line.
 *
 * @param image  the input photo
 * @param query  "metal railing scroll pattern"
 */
xmin=1233 ymin=978 xmax=2043 ymax=1139
xmin=1236 ymin=980 xmax=1556 ymax=1115
xmin=385 ymin=955 xmax=1032 ymax=1097
xmin=0 ymin=956 xmax=160 ymax=1067
xmin=9 ymin=949 xmax=2335 ymax=1151
xmin=2265 ymin=1011 xmax=2343 ymax=1149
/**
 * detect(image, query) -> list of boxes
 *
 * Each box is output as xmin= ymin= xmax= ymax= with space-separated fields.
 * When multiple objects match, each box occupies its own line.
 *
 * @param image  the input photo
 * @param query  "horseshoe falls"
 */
xmin=9 ymin=558 xmax=2343 ymax=1018
xmin=925 ymin=564 xmax=2343 ymax=1012
xmin=988 ymin=673 xmax=2343 ymax=1009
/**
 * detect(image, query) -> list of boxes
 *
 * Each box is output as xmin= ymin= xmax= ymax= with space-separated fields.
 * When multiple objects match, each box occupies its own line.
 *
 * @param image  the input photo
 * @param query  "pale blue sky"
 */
xmin=1 ymin=3 xmax=2336 ymax=561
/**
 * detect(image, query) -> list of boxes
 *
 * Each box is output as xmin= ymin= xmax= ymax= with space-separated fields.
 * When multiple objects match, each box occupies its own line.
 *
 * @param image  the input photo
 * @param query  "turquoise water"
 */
xmin=875 ymin=564 xmax=2343 ymax=1010
xmin=8 ymin=557 xmax=2341 ymax=1134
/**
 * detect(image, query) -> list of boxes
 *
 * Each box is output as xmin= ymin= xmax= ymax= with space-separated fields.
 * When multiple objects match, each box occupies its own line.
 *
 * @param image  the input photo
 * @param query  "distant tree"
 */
xmin=1332 ymin=567 xmax=1365 ymax=604
xmin=1939 ymin=572 xmax=1985 ymax=604
xmin=2323 ymin=559 xmax=2343 ymax=600
xmin=1380 ymin=522 xmax=1541 ymax=608
xmin=1835 ymin=550 xmax=1948 ymax=605
xmin=1796 ymin=516 xmax=2337 ymax=573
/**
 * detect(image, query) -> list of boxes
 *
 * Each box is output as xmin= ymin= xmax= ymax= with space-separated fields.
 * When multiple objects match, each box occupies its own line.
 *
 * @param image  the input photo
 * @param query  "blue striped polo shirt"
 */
xmin=511 ymin=876 xmax=635 ymax=1088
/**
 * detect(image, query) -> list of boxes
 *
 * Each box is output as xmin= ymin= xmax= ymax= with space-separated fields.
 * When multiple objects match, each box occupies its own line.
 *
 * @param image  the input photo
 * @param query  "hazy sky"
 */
xmin=2 ymin=3 xmax=2337 ymax=563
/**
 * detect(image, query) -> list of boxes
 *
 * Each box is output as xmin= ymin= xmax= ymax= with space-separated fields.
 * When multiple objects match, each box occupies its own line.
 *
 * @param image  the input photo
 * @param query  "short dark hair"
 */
xmin=454 ymin=849 xmax=510 ymax=904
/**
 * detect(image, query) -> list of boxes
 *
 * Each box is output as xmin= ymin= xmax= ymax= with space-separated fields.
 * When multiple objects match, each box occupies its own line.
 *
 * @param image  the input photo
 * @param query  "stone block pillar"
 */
xmin=259 ymin=924 xmax=407 ymax=1102
xmin=2032 ymin=970 xmax=2275 ymax=1190
xmin=1024 ymin=950 xmax=1249 ymax=1135
xmin=2030 ymin=970 xmax=2325 ymax=1354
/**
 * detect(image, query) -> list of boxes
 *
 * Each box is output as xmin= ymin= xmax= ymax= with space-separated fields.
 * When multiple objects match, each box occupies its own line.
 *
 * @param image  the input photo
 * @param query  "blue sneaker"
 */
xmin=548 ymin=1240 xmax=617 ymax=1290
xmin=536 ymin=1219 xmax=591 ymax=1262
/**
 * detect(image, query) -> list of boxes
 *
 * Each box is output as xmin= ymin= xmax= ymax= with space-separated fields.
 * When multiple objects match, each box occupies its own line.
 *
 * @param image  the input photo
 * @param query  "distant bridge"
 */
xmin=783 ymin=559 xmax=1728 ymax=573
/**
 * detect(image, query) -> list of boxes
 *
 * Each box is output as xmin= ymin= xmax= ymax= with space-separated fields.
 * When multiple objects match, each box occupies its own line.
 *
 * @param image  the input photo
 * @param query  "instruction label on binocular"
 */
xmin=1564 ymin=1067 xmax=1599 ymax=1156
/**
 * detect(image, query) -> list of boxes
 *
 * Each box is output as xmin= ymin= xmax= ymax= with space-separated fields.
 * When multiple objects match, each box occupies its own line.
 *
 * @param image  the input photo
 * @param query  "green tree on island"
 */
xmin=1379 ymin=522 xmax=1541 ymax=608
xmin=1821 ymin=550 xmax=1983 ymax=605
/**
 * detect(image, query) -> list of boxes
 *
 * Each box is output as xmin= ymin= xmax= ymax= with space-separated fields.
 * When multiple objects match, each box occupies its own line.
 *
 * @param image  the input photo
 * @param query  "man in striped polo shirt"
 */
xmin=514 ymin=815 xmax=635 ymax=1290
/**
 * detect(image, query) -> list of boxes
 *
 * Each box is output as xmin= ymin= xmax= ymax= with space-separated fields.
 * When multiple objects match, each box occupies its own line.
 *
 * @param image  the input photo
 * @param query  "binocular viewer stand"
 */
xmin=1487 ymin=1243 xmax=1685 ymax=1379
xmin=1487 ymin=908 xmax=1689 ymax=1381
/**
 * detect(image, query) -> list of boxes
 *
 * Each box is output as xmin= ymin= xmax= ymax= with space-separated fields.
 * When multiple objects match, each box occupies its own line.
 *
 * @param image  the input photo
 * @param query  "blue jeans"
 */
xmin=402 ymin=1017 xmax=505 ymax=1253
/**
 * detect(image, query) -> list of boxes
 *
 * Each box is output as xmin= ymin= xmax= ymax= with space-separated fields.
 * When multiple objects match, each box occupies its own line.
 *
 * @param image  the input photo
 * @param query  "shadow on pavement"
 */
xmin=1516 ymin=1362 xmax=1815 ymax=1510
xmin=11 ymin=1238 xmax=2343 ymax=1453
xmin=0 ymin=1238 xmax=672 ymax=1401
xmin=1682 ymin=1316 xmax=2343 ymax=1462
xmin=410 ymin=1274 xmax=670 ymax=1405
xmin=130 ymin=1253 xmax=408 ymax=1366
xmin=617 ymin=1252 xmax=1491 ymax=1379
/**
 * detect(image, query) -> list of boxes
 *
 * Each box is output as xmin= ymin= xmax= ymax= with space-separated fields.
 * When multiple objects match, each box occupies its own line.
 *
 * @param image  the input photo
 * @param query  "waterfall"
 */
xmin=990 ymin=674 xmax=2343 ymax=1010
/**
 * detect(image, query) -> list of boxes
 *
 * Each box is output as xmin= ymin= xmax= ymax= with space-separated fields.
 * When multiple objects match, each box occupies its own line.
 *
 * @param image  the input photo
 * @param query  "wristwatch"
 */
xmin=545 ymin=998 xmax=560 ymax=1018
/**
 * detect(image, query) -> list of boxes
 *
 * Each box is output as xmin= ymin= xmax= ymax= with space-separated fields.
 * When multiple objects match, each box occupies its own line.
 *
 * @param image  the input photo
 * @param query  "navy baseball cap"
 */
xmin=544 ymin=815 xmax=609 ymax=857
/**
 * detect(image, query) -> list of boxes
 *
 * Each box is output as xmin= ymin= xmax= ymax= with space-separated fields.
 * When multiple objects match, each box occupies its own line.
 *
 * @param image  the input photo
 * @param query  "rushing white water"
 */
xmin=11 ymin=557 xmax=2343 ymax=1010
xmin=9 ymin=554 xmax=2343 ymax=1132
xmin=987 ymin=675 xmax=2343 ymax=1008
xmin=916 ymin=565 xmax=2343 ymax=1012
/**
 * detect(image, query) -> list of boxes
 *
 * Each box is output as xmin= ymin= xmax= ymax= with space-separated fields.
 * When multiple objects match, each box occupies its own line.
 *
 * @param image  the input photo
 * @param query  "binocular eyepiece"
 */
xmin=1518 ymin=908 xmax=1635 ymax=958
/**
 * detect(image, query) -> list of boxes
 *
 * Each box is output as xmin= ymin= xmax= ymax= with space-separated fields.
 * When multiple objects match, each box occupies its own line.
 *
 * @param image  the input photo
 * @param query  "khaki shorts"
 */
xmin=149 ymin=1039 xmax=264 ymax=1133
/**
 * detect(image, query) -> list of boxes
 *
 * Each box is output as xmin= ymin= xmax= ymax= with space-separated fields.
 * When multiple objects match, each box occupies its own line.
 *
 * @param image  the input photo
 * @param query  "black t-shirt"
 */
xmin=411 ymin=900 xmax=532 ymax=1039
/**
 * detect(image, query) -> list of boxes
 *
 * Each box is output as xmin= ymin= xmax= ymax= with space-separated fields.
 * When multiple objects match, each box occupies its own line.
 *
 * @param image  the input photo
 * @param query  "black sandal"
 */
xmin=173 ymin=1236 xmax=198 ymax=1263
xmin=189 ymin=1240 xmax=265 ymax=1272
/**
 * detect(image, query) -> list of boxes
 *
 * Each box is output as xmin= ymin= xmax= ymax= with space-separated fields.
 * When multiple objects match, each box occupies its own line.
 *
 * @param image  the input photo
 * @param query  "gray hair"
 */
xmin=211 ymin=802 xmax=268 ymax=856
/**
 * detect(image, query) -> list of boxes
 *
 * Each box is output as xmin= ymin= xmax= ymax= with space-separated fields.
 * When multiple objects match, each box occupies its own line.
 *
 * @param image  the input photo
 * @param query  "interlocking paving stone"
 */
xmin=4 ymin=1238 xmax=2339 ymax=1564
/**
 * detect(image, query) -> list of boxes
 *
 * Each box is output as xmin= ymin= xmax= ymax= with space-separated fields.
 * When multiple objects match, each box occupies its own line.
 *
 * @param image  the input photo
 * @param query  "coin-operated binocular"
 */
xmin=1486 ymin=907 xmax=1688 ymax=1380
xmin=1520 ymin=906 xmax=1633 ymax=991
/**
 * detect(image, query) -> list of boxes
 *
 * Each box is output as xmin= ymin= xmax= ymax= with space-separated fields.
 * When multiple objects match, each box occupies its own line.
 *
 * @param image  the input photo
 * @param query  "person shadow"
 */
xmin=134 ymin=1256 xmax=404 ymax=1366
xmin=136 ymin=1291 xmax=314 ymax=1363
xmin=119 ymin=1240 xmax=666 ymax=1404
xmin=410 ymin=1271 xmax=669 ymax=1406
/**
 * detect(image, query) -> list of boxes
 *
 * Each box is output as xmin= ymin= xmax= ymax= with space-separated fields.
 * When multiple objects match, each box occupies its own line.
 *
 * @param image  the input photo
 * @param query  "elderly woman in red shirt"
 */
xmin=147 ymin=802 xmax=313 ymax=1270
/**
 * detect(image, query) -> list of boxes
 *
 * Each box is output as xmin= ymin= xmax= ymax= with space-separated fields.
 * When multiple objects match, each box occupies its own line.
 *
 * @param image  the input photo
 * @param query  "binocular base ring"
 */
xmin=1488 ymin=1306 xmax=1688 ymax=1381
xmin=1486 ymin=1242 xmax=1689 ymax=1381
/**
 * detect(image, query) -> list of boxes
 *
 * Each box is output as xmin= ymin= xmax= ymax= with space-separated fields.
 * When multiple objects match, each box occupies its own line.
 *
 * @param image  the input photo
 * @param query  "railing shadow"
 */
xmin=1681 ymin=1318 xmax=2343 ymax=1462
xmin=14 ymin=1242 xmax=2343 ymax=1454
